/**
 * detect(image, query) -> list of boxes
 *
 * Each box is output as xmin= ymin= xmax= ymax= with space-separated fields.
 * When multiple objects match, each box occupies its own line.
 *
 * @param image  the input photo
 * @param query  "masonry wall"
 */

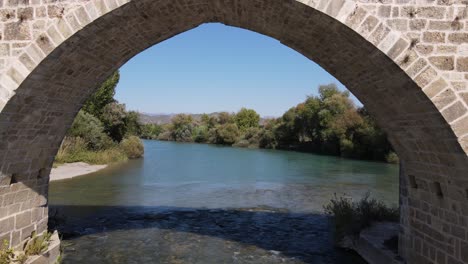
xmin=0 ymin=1 xmax=466 ymax=263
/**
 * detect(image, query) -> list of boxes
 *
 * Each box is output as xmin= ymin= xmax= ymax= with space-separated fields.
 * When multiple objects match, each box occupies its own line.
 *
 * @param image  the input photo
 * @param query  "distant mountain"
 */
xmin=138 ymin=113 xmax=174 ymax=125
xmin=138 ymin=112 xmax=276 ymax=125
xmin=138 ymin=112 xmax=219 ymax=125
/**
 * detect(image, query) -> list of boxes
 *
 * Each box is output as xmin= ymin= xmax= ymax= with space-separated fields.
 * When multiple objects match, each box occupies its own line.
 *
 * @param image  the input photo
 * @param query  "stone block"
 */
xmin=15 ymin=210 xmax=31 ymax=229
xmin=429 ymin=56 xmax=455 ymax=71
xmin=457 ymin=57 xmax=468 ymax=72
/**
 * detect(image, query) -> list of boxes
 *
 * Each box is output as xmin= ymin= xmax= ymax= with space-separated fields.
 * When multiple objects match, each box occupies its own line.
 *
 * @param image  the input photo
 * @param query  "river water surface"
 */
xmin=49 ymin=140 xmax=399 ymax=264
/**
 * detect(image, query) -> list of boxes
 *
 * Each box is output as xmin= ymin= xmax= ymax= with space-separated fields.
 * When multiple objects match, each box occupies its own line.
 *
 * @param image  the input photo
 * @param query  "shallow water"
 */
xmin=49 ymin=140 xmax=399 ymax=263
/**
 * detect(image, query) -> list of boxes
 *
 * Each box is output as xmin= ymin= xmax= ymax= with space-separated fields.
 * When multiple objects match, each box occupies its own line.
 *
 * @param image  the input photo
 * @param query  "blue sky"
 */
xmin=115 ymin=23 xmax=349 ymax=117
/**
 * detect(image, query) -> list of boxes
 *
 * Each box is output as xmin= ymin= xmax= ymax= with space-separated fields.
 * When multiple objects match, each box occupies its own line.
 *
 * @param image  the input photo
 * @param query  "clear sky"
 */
xmin=115 ymin=23 xmax=350 ymax=117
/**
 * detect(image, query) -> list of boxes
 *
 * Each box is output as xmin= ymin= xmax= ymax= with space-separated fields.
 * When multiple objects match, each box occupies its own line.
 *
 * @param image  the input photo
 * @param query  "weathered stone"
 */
xmin=3 ymin=21 xmax=30 ymax=40
xmin=415 ymin=44 xmax=434 ymax=55
xmin=457 ymin=57 xmax=468 ymax=72
xmin=442 ymin=101 xmax=467 ymax=123
xmin=17 ymin=7 xmax=32 ymax=20
xmin=410 ymin=19 xmax=426 ymax=31
xmin=429 ymin=56 xmax=455 ymax=71
xmin=415 ymin=66 xmax=438 ymax=87
xmin=462 ymin=242 xmax=468 ymax=263
xmin=47 ymin=5 xmax=64 ymax=19
xmin=423 ymin=32 xmax=446 ymax=43
xmin=449 ymin=33 xmax=468 ymax=44
xmin=433 ymin=88 xmax=456 ymax=109
xmin=15 ymin=210 xmax=31 ymax=229
xmin=0 ymin=217 xmax=13 ymax=234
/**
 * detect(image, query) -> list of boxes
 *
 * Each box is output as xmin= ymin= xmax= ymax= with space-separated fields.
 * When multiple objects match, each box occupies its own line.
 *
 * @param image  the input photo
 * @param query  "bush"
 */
xmin=0 ymin=240 xmax=14 ymax=264
xmin=140 ymin=124 xmax=163 ymax=139
xmin=55 ymin=137 xmax=127 ymax=165
xmin=258 ymin=128 xmax=277 ymax=149
xmin=68 ymin=111 xmax=114 ymax=150
xmin=24 ymin=232 xmax=52 ymax=256
xmin=120 ymin=136 xmax=144 ymax=159
xmin=385 ymin=152 xmax=399 ymax=164
xmin=193 ymin=125 xmax=209 ymax=143
xmin=323 ymin=193 xmax=399 ymax=243
xmin=339 ymin=138 xmax=354 ymax=158
xmin=157 ymin=131 xmax=171 ymax=141
xmin=215 ymin=124 xmax=239 ymax=145
xmin=233 ymin=139 xmax=250 ymax=148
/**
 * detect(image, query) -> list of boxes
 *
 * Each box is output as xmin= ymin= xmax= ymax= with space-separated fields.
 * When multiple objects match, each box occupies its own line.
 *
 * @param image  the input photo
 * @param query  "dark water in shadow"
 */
xmin=49 ymin=140 xmax=399 ymax=263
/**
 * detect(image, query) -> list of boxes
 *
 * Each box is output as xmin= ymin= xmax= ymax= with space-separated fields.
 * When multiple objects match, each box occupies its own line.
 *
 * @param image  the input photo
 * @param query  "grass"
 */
xmin=54 ymin=136 xmax=144 ymax=166
xmin=120 ymin=136 xmax=144 ymax=159
xmin=323 ymin=193 xmax=399 ymax=243
xmin=24 ymin=232 xmax=52 ymax=256
xmin=0 ymin=240 xmax=14 ymax=264
xmin=55 ymin=147 xmax=128 ymax=165
xmin=0 ymin=232 xmax=54 ymax=264
xmin=55 ymin=137 xmax=128 ymax=165
xmin=15 ymin=253 xmax=27 ymax=264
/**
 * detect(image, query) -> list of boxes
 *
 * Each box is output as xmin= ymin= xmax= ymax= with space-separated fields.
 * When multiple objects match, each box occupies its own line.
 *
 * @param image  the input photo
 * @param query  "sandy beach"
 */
xmin=50 ymin=162 xmax=107 ymax=181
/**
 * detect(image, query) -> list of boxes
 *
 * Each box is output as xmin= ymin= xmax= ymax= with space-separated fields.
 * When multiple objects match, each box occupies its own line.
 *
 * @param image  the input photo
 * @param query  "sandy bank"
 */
xmin=50 ymin=162 xmax=107 ymax=181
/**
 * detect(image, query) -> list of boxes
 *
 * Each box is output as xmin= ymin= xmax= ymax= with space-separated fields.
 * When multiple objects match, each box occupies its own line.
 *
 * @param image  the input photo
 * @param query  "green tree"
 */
xmin=100 ymin=102 xmax=127 ymax=142
xmin=215 ymin=123 xmax=239 ymax=145
xmin=120 ymin=136 xmax=144 ymax=159
xmin=82 ymin=71 xmax=120 ymax=118
xmin=170 ymin=114 xmax=194 ymax=142
xmin=201 ymin=114 xmax=217 ymax=129
xmin=193 ymin=125 xmax=209 ymax=143
xmin=140 ymin=124 xmax=163 ymax=139
xmin=124 ymin=111 xmax=142 ymax=137
xmin=235 ymin=108 xmax=260 ymax=131
xmin=275 ymin=107 xmax=300 ymax=146
xmin=68 ymin=110 xmax=113 ymax=150
xmin=217 ymin=112 xmax=233 ymax=125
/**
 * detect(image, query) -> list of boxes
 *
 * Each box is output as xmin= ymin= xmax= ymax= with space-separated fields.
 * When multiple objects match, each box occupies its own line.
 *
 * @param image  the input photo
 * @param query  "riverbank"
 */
xmin=50 ymin=162 xmax=107 ymax=181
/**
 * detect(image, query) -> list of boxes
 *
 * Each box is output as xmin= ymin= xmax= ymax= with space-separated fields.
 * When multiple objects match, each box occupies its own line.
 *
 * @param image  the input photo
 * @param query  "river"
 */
xmin=49 ymin=140 xmax=399 ymax=263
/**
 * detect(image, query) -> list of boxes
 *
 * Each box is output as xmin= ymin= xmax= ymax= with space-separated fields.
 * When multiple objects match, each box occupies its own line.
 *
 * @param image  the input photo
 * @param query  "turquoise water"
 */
xmin=49 ymin=140 xmax=399 ymax=263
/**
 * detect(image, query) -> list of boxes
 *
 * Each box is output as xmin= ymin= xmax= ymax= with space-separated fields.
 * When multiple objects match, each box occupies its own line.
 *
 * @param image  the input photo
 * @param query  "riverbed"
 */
xmin=49 ymin=140 xmax=399 ymax=263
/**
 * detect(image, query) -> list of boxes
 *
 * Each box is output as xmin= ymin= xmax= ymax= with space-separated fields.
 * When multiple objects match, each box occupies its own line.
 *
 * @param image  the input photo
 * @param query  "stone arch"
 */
xmin=0 ymin=1 xmax=467 ymax=263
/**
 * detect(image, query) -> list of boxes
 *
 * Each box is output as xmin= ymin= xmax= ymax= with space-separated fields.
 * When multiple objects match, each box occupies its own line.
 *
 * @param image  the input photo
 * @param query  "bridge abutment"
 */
xmin=0 ymin=1 xmax=467 ymax=263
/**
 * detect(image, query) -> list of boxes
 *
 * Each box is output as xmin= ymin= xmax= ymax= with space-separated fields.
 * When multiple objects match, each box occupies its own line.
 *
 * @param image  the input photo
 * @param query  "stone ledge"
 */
xmin=25 ymin=231 xmax=61 ymax=264
xmin=352 ymin=222 xmax=403 ymax=264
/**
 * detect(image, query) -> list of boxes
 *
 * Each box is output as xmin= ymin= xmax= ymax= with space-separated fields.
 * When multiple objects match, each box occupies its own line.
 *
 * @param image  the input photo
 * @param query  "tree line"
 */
xmin=141 ymin=84 xmax=398 ymax=163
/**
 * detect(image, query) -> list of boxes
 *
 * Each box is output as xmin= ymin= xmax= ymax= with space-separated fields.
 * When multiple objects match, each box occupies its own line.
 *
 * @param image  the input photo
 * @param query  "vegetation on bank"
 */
xmin=59 ymin=73 xmax=396 ymax=164
xmin=323 ymin=193 xmax=399 ymax=243
xmin=55 ymin=71 xmax=144 ymax=165
xmin=0 ymin=232 xmax=54 ymax=264
xmin=141 ymin=84 xmax=398 ymax=163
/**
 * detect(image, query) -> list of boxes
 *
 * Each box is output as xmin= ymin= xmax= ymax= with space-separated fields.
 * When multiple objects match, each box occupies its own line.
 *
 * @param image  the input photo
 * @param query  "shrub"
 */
xmin=170 ymin=114 xmax=194 ymax=142
xmin=339 ymin=138 xmax=354 ymax=158
xmin=323 ymin=193 xmax=399 ymax=243
xmin=55 ymin=137 xmax=127 ymax=165
xmin=68 ymin=111 xmax=114 ymax=150
xmin=24 ymin=231 xmax=52 ymax=256
xmin=385 ymin=152 xmax=399 ymax=164
xmin=0 ymin=240 xmax=14 ymax=264
xmin=233 ymin=139 xmax=250 ymax=148
xmin=157 ymin=131 xmax=172 ymax=141
xmin=215 ymin=124 xmax=239 ymax=145
xmin=235 ymin=108 xmax=260 ymax=131
xmin=140 ymin=124 xmax=163 ymax=139
xmin=120 ymin=136 xmax=144 ymax=159
xmin=192 ymin=125 xmax=209 ymax=143
xmin=258 ymin=128 xmax=277 ymax=149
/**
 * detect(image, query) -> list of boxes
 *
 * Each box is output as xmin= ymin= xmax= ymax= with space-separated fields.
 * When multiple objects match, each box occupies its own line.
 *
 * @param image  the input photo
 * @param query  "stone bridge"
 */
xmin=0 ymin=0 xmax=467 ymax=263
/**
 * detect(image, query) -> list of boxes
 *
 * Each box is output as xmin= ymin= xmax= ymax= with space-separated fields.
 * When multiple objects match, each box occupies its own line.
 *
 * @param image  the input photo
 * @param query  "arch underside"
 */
xmin=0 ymin=0 xmax=467 ymax=263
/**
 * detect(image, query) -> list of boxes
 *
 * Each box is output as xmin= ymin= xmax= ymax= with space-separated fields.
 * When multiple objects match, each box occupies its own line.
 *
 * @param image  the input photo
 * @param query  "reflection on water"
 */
xmin=49 ymin=140 xmax=399 ymax=263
